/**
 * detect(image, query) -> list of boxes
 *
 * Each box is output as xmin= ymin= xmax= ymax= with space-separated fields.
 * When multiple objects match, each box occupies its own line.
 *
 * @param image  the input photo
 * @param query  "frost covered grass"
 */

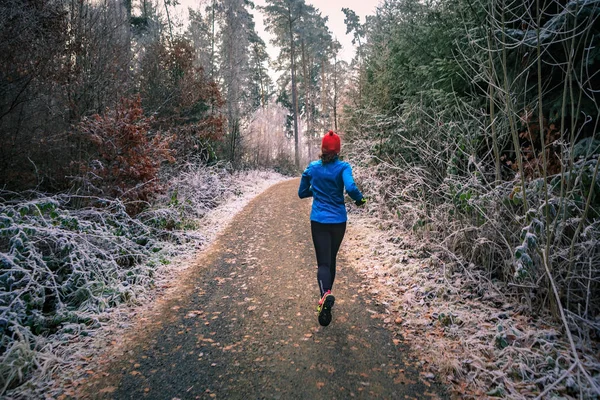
xmin=345 ymin=214 xmax=600 ymax=399
xmin=0 ymin=164 xmax=286 ymax=397
xmin=345 ymin=133 xmax=600 ymax=398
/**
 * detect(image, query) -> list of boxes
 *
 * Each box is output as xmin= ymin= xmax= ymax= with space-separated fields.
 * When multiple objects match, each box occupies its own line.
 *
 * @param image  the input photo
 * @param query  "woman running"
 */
xmin=298 ymin=130 xmax=366 ymax=326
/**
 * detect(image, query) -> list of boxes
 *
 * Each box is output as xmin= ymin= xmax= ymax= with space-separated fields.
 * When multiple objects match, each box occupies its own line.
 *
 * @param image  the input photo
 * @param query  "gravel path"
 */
xmin=84 ymin=179 xmax=447 ymax=399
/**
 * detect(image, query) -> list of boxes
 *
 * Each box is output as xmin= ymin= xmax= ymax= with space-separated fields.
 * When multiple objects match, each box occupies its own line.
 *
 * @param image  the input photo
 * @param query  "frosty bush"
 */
xmin=345 ymin=113 xmax=600 ymax=396
xmin=74 ymin=96 xmax=175 ymax=212
xmin=0 ymin=163 xmax=283 ymax=395
xmin=144 ymin=162 xmax=236 ymax=226
xmin=0 ymin=194 xmax=161 ymax=391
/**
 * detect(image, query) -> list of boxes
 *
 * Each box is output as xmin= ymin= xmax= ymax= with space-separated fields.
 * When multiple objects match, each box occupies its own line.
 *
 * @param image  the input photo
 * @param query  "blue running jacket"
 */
xmin=298 ymin=158 xmax=364 ymax=223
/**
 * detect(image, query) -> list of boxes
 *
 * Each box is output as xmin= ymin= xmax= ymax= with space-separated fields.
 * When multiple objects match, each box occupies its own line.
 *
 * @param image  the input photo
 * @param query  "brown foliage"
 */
xmin=75 ymin=96 xmax=174 ymax=207
xmin=139 ymin=38 xmax=225 ymax=160
xmin=503 ymin=112 xmax=562 ymax=179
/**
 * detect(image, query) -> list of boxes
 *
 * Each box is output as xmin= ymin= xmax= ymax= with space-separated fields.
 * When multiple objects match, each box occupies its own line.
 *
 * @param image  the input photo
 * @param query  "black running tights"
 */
xmin=310 ymin=221 xmax=347 ymax=297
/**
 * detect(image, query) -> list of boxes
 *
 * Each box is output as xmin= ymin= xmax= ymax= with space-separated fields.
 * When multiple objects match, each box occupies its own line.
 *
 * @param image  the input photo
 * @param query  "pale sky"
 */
xmin=173 ymin=0 xmax=378 ymax=68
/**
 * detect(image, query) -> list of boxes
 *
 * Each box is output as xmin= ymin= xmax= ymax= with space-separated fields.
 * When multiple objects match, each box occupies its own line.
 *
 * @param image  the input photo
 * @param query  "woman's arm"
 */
xmin=342 ymin=163 xmax=363 ymax=202
xmin=298 ymin=166 xmax=313 ymax=198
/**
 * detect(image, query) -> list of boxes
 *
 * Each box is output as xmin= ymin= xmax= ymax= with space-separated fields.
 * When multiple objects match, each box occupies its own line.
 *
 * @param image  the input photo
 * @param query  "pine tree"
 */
xmin=263 ymin=0 xmax=305 ymax=169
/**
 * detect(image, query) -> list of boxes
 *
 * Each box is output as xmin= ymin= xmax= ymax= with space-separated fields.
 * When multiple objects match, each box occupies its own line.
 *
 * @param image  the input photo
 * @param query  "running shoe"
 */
xmin=317 ymin=290 xmax=335 ymax=326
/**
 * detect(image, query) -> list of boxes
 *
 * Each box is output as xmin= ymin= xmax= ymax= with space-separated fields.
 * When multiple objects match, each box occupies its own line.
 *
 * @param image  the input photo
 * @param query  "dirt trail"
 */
xmin=84 ymin=179 xmax=447 ymax=399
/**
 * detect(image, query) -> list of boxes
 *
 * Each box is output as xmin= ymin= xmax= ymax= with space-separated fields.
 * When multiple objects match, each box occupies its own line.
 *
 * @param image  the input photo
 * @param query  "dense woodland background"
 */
xmin=1 ymin=0 xmax=599 ymax=397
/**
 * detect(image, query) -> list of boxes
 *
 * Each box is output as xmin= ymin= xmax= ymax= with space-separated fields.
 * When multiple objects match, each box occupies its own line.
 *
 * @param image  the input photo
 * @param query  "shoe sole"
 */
xmin=318 ymin=294 xmax=335 ymax=326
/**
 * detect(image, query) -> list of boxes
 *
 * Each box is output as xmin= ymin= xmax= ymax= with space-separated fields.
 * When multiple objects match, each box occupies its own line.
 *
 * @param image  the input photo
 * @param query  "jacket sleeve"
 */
xmin=342 ymin=163 xmax=363 ymax=202
xmin=298 ymin=165 xmax=313 ymax=198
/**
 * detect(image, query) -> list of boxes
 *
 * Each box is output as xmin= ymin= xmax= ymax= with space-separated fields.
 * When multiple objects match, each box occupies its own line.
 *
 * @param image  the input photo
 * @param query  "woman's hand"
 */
xmin=355 ymin=198 xmax=367 ymax=206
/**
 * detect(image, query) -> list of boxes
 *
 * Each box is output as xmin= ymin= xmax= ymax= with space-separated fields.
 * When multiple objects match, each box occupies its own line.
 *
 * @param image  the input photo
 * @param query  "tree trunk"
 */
xmin=289 ymin=8 xmax=300 ymax=169
xmin=321 ymin=59 xmax=326 ymax=131
xmin=211 ymin=0 xmax=216 ymax=79
xmin=164 ymin=0 xmax=174 ymax=44
xmin=333 ymin=54 xmax=338 ymax=131
xmin=301 ymin=39 xmax=312 ymax=160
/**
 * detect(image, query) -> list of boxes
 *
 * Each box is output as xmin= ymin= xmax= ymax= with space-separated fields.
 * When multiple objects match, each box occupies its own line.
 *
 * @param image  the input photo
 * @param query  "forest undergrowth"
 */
xmin=340 ymin=2 xmax=600 ymax=397
xmin=346 ymin=134 xmax=600 ymax=399
xmin=0 ymin=164 xmax=285 ymax=398
xmin=347 ymin=211 xmax=598 ymax=399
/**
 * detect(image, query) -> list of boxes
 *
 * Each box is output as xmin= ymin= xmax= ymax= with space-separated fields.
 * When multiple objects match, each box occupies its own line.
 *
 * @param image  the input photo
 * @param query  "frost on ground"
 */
xmin=0 ymin=165 xmax=287 ymax=399
xmin=345 ymin=213 xmax=600 ymax=400
xmin=195 ymin=169 xmax=291 ymax=244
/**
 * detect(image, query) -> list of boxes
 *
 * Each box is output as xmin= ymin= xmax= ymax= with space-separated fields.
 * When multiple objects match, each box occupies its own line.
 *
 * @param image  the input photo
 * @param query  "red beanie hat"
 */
xmin=321 ymin=130 xmax=341 ymax=154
